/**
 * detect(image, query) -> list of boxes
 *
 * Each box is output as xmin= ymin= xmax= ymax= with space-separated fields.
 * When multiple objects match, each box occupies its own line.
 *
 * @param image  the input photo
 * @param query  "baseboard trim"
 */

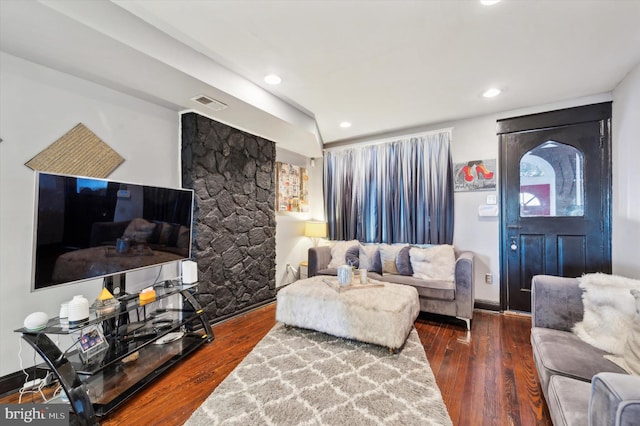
xmin=0 ymin=367 xmax=49 ymax=398
xmin=209 ymin=297 xmax=277 ymax=326
xmin=474 ymin=299 xmax=501 ymax=312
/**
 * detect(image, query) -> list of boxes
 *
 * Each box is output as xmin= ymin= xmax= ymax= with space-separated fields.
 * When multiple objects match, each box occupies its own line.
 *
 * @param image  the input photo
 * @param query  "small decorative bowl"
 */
xmin=93 ymin=298 xmax=119 ymax=316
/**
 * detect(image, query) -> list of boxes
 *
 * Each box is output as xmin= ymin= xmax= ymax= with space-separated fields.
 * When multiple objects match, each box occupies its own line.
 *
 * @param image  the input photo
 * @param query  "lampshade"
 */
xmin=304 ymin=221 xmax=327 ymax=238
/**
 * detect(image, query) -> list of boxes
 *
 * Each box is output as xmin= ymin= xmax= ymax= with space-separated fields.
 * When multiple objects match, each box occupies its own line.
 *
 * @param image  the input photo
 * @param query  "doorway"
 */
xmin=498 ymin=103 xmax=612 ymax=312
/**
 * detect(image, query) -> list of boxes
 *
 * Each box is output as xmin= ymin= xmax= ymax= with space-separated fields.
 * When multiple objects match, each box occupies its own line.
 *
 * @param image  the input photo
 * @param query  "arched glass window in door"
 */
xmin=520 ymin=141 xmax=584 ymax=217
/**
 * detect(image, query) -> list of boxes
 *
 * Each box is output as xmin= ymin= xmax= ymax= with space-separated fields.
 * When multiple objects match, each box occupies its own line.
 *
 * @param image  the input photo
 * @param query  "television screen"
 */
xmin=32 ymin=172 xmax=194 ymax=291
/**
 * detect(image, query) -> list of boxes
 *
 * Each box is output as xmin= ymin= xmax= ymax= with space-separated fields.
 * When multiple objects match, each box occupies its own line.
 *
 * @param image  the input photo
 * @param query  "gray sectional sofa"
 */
xmin=531 ymin=275 xmax=640 ymax=426
xmin=308 ymin=244 xmax=474 ymax=329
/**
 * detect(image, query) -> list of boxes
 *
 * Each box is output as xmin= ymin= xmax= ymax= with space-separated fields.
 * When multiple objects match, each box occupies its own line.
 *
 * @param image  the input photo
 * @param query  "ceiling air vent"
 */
xmin=191 ymin=95 xmax=228 ymax=111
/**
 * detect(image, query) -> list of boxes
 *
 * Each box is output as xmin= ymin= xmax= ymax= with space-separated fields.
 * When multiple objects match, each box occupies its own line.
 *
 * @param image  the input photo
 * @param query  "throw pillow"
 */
xmin=396 ymin=246 xmax=413 ymax=276
xmin=359 ymin=244 xmax=382 ymax=274
xmin=345 ymin=245 xmax=360 ymax=268
xmin=378 ymin=244 xmax=408 ymax=275
xmin=409 ymin=245 xmax=456 ymax=282
xmin=605 ymin=289 xmax=640 ymax=375
xmin=573 ymin=273 xmax=640 ymax=355
xmin=327 ymin=240 xmax=359 ymax=268
xmin=123 ymin=218 xmax=156 ymax=243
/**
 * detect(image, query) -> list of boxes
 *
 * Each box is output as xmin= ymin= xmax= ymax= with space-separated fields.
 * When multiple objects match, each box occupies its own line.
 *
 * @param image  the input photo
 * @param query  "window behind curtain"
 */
xmin=324 ymin=131 xmax=454 ymax=244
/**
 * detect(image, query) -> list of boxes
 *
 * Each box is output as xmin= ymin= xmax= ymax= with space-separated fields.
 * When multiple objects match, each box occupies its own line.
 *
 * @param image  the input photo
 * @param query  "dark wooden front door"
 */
xmin=498 ymin=103 xmax=612 ymax=312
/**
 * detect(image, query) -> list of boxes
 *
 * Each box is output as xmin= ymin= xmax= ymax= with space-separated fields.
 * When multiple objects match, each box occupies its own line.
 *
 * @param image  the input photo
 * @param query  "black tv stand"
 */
xmin=15 ymin=280 xmax=213 ymax=425
xmin=117 ymin=292 xmax=139 ymax=302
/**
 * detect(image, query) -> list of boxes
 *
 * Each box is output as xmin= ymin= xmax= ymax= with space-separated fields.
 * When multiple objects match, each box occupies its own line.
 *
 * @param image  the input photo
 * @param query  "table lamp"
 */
xmin=304 ymin=220 xmax=327 ymax=247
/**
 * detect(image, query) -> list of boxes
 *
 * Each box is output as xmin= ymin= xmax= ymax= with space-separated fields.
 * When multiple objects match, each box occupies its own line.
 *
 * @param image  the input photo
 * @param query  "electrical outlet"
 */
xmin=485 ymin=273 xmax=493 ymax=284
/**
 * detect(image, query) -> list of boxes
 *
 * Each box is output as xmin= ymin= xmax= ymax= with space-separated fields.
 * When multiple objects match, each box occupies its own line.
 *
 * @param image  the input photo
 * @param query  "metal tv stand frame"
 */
xmin=15 ymin=279 xmax=213 ymax=426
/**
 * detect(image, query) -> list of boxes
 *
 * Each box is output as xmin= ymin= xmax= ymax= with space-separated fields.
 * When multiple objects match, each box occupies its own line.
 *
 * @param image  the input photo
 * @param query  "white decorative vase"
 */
xmin=359 ymin=269 xmax=368 ymax=284
xmin=59 ymin=302 xmax=69 ymax=319
xmin=337 ymin=265 xmax=353 ymax=286
xmin=68 ymin=295 xmax=90 ymax=326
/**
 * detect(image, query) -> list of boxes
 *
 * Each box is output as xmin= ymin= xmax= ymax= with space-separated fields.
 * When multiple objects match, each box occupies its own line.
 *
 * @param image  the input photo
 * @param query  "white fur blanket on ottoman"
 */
xmin=276 ymin=276 xmax=420 ymax=350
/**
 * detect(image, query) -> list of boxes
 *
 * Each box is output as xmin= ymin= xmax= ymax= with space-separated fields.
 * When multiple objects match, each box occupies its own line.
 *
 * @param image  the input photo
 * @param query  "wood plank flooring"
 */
xmin=415 ymin=311 xmax=551 ymax=426
xmin=2 ymin=304 xmax=552 ymax=425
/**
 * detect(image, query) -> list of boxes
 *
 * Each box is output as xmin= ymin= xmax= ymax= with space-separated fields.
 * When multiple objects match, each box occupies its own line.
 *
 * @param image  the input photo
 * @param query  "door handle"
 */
xmin=510 ymin=238 xmax=518 ymax=251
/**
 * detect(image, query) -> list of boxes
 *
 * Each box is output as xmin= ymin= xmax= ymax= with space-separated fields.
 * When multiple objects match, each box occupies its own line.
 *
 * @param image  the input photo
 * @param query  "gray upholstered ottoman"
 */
xmin=276 ymin=276 xmax=420 ymax=351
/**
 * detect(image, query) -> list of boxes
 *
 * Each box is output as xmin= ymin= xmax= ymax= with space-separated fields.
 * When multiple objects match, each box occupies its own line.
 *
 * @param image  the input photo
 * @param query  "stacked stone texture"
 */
xmin=181 ymin=113 xmax=276 ymax=319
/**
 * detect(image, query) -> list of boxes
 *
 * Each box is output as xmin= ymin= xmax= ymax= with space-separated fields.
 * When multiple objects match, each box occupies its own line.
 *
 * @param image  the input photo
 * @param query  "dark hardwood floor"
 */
xmin=416 ymin=310 xmax=551 ymax=426
xmin=2 ymin=304 xmax=552 ymax=425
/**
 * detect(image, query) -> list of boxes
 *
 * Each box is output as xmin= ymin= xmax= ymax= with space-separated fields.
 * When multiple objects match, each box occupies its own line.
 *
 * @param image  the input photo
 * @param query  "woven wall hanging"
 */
xmin=25 ymin=123 xmax=124 ymax=178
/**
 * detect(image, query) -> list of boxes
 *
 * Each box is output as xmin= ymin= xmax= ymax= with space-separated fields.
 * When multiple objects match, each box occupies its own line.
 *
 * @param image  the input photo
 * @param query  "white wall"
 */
xmin=433 ymin=93 xmax=616 ymax=304
xmin=2 ymin=48 xmax=636 ymax=377
xmin=612 ymin=63 xmax=640 ymax=279
xmin=447 ymin=116 xmax=501 ymax=304
xmin=0 ymin=53 xmax=181 ymax=376
xmin=329 ymin=92 xmax=614 ymax=306
xmin=274 ymin=148 xmax=325 ymax=287
xmin=0 ymin=53 xmax=326 ymax=376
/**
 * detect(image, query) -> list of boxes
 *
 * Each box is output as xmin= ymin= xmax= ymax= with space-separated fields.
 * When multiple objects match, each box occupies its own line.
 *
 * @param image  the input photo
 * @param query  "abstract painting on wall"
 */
xmin=454 ymin=158 xmax=496 ymax=191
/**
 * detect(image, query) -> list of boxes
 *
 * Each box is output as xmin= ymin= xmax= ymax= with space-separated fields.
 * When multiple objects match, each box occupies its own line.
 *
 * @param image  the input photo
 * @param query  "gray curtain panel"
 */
xmin=324 ymin=131 xmax=454 ymax=244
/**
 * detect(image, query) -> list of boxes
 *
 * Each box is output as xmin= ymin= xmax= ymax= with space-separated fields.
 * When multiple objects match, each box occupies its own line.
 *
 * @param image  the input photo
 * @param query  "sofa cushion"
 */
xmin=547 ymin=375 xmax=590 ymax=426
xmin=316 ymin=268 xmax=337 ymax=276
xmin=573 ymin=273 xmax=640 ymax=355
xmin=531 ymin=327 xmax=627 ymax=392
xmin=409 ymin=245 xmax=455 ymax=282
xmin=369 ymin=273 xmax=455 ymax=301
xmin=327 ymin=240 xmax=359 ymax=268
xmin=396 ymin=246 xmax=413 ymax=276
xmin=345 ymin=245 xmax=360 ymax=268
xmin=359 ymin=244 xmax=382 ymax=274
xmin=379 ymin=244 xmax=408 ymax=275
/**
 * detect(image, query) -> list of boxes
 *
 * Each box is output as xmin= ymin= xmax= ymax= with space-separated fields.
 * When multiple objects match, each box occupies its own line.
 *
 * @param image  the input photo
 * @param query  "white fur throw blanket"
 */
xmin=573 ymin=273 xmax=640 ymax=355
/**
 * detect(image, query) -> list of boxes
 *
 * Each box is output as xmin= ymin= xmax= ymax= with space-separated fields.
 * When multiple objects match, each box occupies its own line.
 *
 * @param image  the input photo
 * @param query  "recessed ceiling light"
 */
xmin=264 ymin=74 xmax=282 ymax=85
xmin=482 ymin=88 xmax=501 ymax=98
xmin=339 ymin=121 xmax=352 ymax=128
xmin=480 ymin=0 xmax=501 ymax=5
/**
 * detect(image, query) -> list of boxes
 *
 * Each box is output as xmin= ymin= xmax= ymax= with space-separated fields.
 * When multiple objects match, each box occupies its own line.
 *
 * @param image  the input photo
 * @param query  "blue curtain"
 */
xmin=324 ymin=131 xmax=453 ymax=244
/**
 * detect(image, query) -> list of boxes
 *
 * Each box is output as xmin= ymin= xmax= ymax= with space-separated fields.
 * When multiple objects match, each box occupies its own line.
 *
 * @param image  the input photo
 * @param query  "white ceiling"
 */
xmin=2 ymin=0 xmax=640 ymax=155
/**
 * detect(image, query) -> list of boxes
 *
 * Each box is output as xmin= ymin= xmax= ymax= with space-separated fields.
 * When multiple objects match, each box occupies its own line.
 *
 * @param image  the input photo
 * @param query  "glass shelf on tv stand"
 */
xmin=14 ymin=279 xmax=213 ymax=425
xmin=15 ymin=280 xmax=199 ymax=335
xmin=65 ymin=308 xmax=204 ymax=376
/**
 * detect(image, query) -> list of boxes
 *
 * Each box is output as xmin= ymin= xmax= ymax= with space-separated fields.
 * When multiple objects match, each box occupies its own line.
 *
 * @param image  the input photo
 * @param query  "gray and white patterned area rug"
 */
xmin=186 ymin=323 xmax=452 ymax=426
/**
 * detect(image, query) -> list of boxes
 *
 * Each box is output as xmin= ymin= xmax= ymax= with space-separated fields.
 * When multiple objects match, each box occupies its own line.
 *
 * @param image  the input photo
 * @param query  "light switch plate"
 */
xmin=486 ymin=194 xmax=497 ymax=205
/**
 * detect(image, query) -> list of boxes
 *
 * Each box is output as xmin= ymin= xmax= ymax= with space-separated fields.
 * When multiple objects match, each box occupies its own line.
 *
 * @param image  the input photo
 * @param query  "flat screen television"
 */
xmin=32 ymin=172 xmax=194 ymax=291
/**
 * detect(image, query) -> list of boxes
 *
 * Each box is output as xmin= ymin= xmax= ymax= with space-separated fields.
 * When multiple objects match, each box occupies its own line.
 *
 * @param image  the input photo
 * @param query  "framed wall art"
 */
xmin=454 ymin=158 xmax=496 ymax=191
xmin=276 ymin=162 xmax=309 ymax=213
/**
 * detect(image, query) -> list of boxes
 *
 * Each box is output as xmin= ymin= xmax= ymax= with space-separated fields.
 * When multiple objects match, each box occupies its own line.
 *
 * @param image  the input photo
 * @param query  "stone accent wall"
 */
xmin=181 ymin=113 xmax=276 ymax=320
